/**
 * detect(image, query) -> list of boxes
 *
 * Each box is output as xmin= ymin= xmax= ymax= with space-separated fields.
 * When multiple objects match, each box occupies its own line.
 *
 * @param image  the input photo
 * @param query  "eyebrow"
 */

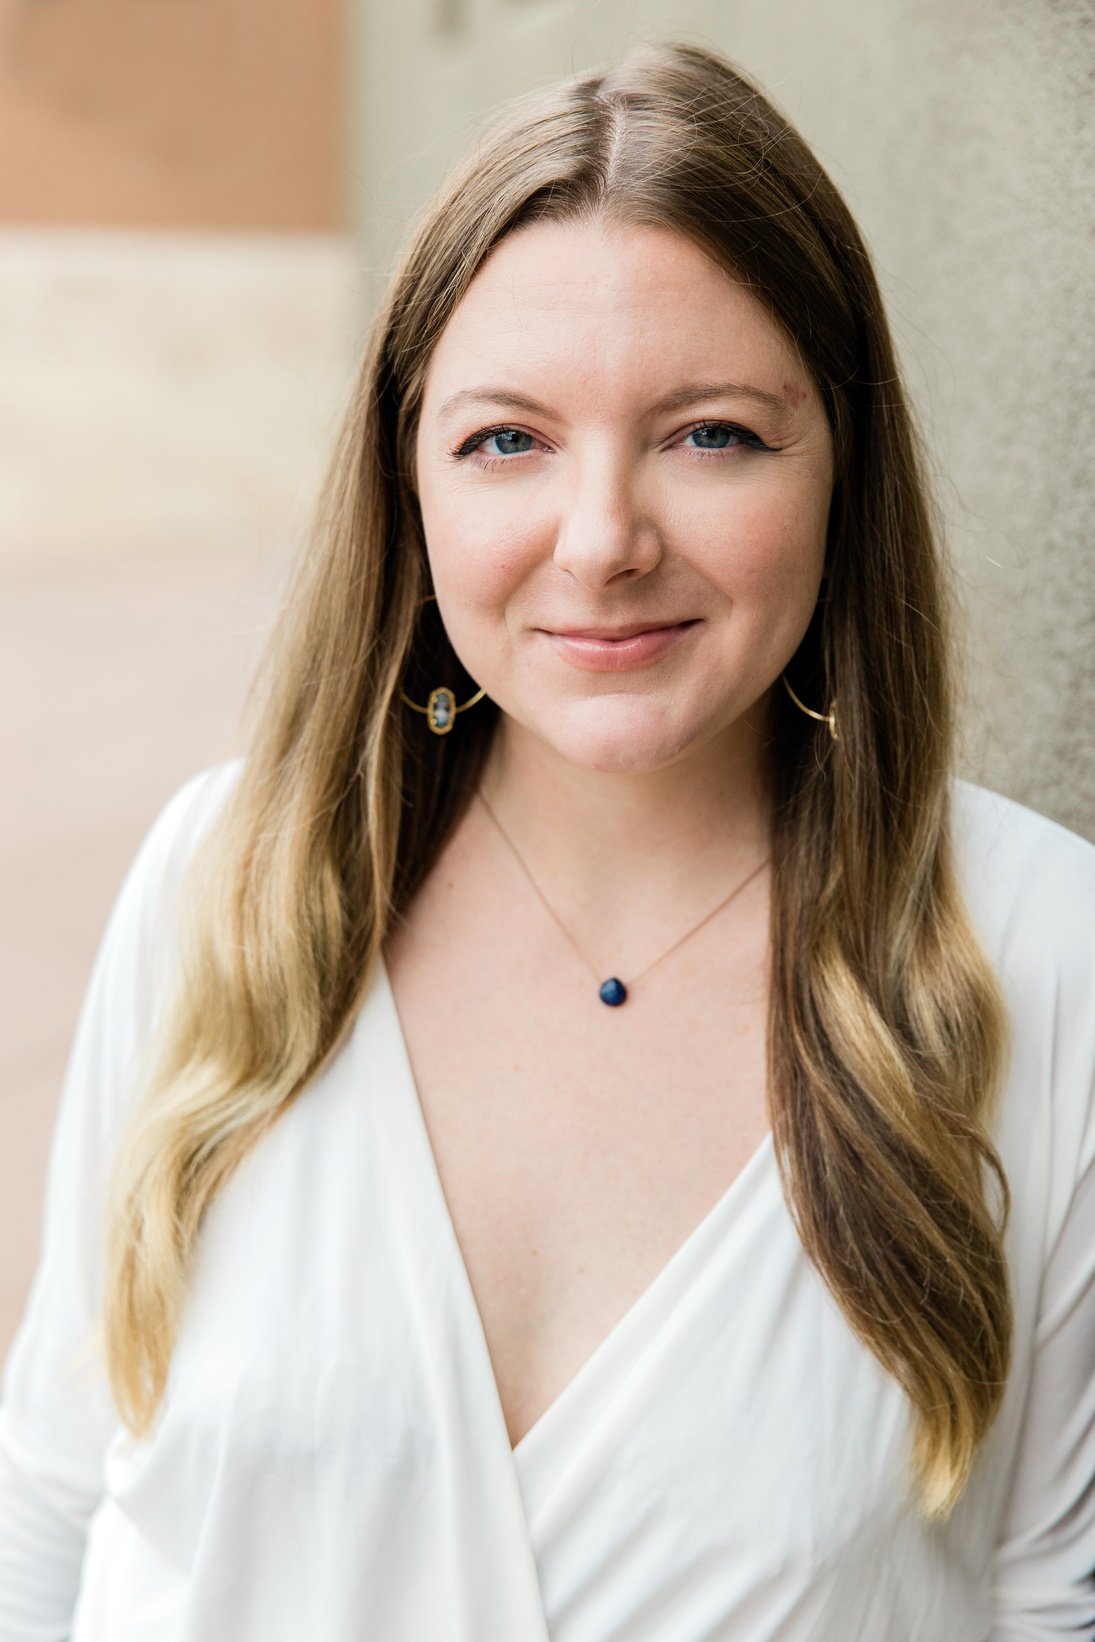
xmin=436 ymin=380 xmax=798 ymax=424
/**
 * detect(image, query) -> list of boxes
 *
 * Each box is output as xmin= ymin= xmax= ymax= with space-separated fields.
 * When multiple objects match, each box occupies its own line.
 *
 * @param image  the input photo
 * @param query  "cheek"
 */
xmin=420 ymin=484 xmax=542 ymax=611
xmin=691 ymin=484 xmax=828 ymax=609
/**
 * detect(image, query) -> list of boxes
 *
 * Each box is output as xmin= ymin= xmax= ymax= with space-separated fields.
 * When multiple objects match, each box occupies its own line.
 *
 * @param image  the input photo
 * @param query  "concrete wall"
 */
xmin=349 ymin=0 xmax=1094 ymax=840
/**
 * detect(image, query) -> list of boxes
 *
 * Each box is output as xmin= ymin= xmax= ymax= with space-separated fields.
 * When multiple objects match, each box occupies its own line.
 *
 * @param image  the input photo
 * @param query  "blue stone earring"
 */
xmin=399 ymin=593 xmax=487 ymax=734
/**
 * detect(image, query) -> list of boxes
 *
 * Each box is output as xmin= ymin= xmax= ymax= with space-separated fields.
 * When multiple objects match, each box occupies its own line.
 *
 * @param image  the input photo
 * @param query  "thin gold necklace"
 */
xmin=475 ymin=789 xmax=769 ymax=1007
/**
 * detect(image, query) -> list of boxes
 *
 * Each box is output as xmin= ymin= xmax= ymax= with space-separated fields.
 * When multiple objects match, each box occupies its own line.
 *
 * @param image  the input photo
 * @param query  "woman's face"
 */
xmin=413 ymin=218 xmax=834 ymax=775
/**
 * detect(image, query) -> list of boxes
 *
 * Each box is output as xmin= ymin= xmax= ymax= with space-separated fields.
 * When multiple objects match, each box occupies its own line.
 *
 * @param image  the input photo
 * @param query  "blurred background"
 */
xmin=2 ymin=0 xmax=1093 ymax=1355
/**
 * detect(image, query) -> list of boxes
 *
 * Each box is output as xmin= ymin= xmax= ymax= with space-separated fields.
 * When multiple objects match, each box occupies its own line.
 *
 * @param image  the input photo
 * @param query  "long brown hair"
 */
xmin=104 ymin=39 xmax=1011 ymax=1517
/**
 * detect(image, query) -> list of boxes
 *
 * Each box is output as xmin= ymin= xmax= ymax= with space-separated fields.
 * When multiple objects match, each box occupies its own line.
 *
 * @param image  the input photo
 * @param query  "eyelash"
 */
xmin=448 ymin=420 xmax=777 ymax=469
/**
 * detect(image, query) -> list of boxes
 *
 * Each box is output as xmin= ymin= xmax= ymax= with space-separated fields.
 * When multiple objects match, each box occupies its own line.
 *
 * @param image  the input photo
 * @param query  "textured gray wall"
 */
xmin=350 ymin=0 xmax=1094 ymax=838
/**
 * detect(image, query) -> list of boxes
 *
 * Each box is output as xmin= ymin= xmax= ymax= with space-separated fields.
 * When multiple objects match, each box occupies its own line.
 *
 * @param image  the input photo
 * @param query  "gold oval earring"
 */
xmin=399 ymin=594 xmax=488 ymax=735
xmin=781 ymin=673 xmax=839 ymax=743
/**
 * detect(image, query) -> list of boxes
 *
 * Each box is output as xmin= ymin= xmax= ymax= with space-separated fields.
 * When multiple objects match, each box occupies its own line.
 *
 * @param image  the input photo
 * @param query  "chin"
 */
xmin=529 ymin=697 xmax=707 ymax=775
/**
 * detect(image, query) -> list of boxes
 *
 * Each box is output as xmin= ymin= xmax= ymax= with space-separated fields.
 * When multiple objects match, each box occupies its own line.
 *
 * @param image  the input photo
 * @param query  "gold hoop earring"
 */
xmin=399 ymin=594 xmax=488 ymax=735
xmin=781 ymin=674 xmax=839 ymax=743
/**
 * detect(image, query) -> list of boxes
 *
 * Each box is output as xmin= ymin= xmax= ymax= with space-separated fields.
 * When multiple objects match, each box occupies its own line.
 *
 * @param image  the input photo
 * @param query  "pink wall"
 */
xmin=0 ymin=0 xmax=344 ymax=229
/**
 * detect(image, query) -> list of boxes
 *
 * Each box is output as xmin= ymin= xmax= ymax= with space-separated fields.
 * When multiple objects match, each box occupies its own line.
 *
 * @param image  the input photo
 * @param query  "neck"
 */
xmin=476 ymin=713 xmax=772 ymax=938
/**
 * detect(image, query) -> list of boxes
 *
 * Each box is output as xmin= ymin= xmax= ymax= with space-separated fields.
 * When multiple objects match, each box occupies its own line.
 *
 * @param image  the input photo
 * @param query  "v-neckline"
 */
xmin=373 ymin=949 xmax=777 ymax=1460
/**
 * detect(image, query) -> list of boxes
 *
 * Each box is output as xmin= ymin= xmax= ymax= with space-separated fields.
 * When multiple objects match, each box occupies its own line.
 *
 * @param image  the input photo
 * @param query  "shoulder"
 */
xmin=87 ymin=758 xmax=246 ymax=1045
xmin=949 ymin=779 xmax=1095 ymax=1192
xmin=18 ymin=760 xmax=250 ymax=1265
xmin=949 ymin=778 xmax=1095 ymax=974
xmin=126 ymin=757 xmax=245 ymax=894
xmin=116 ymin=757 xmax=245 ymax=930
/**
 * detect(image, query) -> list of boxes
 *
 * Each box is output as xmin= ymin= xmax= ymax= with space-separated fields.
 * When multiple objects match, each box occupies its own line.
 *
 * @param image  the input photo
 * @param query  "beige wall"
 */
xmin=349 ymin=0 xmax=1095 ymax=841
xmin=0 ymin=230 xmax=360 ymax=1352
xmin=0 ymin=0 xmax=344 ymax=228
xmin=1 ymin=229 xmax=360 ymax=561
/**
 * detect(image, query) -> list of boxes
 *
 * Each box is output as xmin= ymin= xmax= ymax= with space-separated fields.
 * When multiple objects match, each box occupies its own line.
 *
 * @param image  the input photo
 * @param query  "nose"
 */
xmin=551 ymin=446 xmax=664 ymax=589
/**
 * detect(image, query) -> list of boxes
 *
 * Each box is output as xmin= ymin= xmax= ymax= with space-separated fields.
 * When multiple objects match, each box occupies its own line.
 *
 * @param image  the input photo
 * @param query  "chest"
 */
xmin=120 ymin=973 xmax=932 ymax=1640
xmin=382 ymin=909 xmax=772 ymax=1449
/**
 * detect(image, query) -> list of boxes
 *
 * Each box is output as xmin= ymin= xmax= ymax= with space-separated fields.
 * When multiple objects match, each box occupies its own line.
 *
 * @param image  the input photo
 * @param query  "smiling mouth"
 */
xmin=544 ymin=619 xmax=699 ymax=640
xmin=538 ymin=619 xmax=702 ymax=672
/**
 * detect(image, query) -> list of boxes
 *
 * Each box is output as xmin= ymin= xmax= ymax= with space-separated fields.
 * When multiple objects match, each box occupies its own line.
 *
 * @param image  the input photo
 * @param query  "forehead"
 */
xmin=419 ymin=218 xmax=805 ymax=416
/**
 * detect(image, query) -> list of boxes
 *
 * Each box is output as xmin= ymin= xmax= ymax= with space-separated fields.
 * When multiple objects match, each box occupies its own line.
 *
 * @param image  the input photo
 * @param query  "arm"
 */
xmin=991 ymin=1146 xmax=1095 ymax=1636
xmin=990 ymin=872 xmax=1095 ymax=1639
xmin=0 ymin=764 xmax=238 ymax=1639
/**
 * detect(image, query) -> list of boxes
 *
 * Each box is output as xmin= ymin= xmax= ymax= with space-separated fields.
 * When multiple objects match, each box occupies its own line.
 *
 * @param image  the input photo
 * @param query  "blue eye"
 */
xmin=453 ymin=426 xmax=536 ymax=461
xmin=689 ymin=424 xmax=736 ymax=449
xmin=449 ymin=418 xmax=774 ymax=468
xmin=481 ymin=429 xmax=534 ymax=457
xmin=684 ymin=422 xmax=769 ymax=453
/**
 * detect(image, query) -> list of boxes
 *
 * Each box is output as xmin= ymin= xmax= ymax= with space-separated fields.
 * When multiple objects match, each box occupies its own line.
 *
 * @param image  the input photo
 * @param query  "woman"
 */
xmin=2 ymin=39 xmax=1093 ymax=1641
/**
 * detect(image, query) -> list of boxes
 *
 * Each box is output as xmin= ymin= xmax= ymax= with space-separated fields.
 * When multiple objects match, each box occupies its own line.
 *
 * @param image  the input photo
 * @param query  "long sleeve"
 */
xmin=0 ymin=764 xmax=239 ymax=1641
xmin=989 ymin=824 xmax=1095 ymax=1639
xmin=991 ymin=1156 xmax=1095 ymax=1635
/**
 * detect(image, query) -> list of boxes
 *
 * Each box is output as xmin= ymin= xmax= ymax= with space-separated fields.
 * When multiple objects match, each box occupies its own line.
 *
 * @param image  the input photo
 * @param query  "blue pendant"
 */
xmin=598 ymin=977 xmax=627 ymax=1007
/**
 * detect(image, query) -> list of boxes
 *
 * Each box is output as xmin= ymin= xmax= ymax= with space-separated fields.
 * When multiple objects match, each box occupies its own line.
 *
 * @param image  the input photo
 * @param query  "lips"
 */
xmin=545 ymin=619 xmax=696 ymax=640
xmin=539 ymin=618 xmax=701 ymax=672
